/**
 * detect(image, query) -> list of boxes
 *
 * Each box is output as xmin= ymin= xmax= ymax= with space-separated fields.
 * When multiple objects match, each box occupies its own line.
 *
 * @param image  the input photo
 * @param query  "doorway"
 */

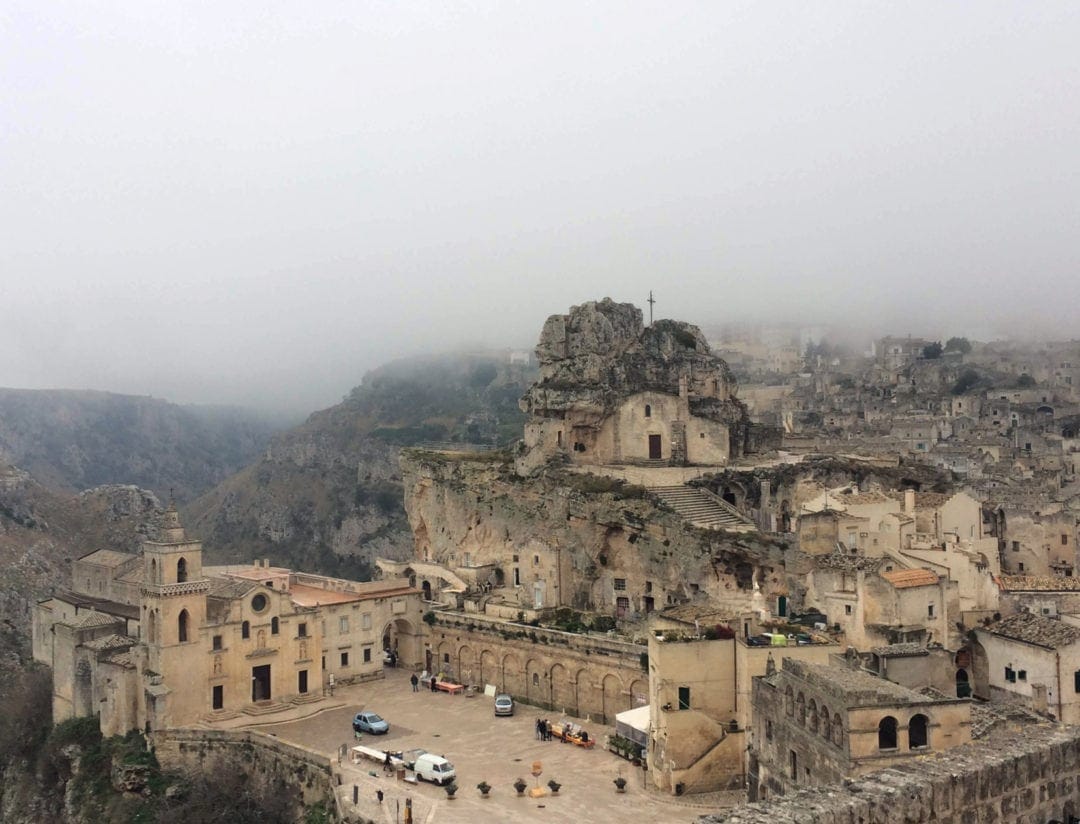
xmin=648 ymin=434 xmax=662 ymax=459
xmin=251 ymin=665 xmax=271 ymax=702
xmin=212 ymin=685 xmax=223 ymax=710
xmin=298 ymin=670 xmax=308 ymax=695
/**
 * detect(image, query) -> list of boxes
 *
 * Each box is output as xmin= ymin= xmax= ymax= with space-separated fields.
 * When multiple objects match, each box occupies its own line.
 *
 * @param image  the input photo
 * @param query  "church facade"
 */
xmin=33 ymin=505 xmax=424 ymax=734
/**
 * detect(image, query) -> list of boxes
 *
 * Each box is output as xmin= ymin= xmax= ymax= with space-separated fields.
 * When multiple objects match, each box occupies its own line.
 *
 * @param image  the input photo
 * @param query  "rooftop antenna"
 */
xmin=647 ymin=291 xmax=655 ymax=326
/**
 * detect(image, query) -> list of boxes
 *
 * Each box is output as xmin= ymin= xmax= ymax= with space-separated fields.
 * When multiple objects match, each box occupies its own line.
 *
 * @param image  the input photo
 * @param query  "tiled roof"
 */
xmin=998 ymin=575 xmax=1080 ymax=592
xmin=83 ymin=634 xmax=134 ymax=651
xmin=839 ymin=491 xmax=892 ymax=505
xmin=872 ymin=642 xmax=929 ymax=658
xmin=77 ymin=549 xmax=138 ymax=567
xmin=68 ymin=610 xmax=123 ymax=629
xmin=818 ymin=552 xmax=883 ymax=572
xmin=881 ymin=568 xmax=939 ymax=589
xmin=207 ymin=576 xmax=258 ymax=599
xmin=983 ymin=612 xmax=1080 ymax=649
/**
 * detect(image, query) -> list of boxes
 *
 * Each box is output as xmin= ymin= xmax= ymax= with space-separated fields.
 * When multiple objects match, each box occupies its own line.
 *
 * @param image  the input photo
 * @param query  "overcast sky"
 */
xmin=3 ymin=2 xmax=1079 ymax=414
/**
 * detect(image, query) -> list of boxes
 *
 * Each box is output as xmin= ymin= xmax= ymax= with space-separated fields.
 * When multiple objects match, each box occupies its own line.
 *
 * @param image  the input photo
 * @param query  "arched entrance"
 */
xmin=421 ymin=580 xmax=432 ymax=601
xmin=955 ymin=668 xmax=971 ymax=698
xmin=601 ymin=673 xmax=624 ymax=724
xmin=381 ymin=618 xmax=421 ymax=668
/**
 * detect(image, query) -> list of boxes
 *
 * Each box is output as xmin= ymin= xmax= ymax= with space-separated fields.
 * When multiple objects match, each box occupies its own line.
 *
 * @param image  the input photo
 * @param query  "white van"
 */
xmin=413 ymin=753 xmax=456 ymax=786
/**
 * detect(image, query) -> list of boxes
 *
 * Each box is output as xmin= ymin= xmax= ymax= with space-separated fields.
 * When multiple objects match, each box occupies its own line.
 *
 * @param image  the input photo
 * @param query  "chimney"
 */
xmin=904 ymin=489 xmax=916 ymax=515
xmin=263 ymin=558 xmax=270 ymax=569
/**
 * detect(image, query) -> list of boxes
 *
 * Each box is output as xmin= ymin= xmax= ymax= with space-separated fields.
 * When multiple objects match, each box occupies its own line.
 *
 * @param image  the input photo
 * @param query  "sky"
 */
xmin=3 ymin=2 xmax=1079 ymax=415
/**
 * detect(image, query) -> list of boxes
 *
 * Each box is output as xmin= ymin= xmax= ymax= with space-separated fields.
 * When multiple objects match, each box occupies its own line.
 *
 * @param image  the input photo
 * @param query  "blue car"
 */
xmin=353 ymin=711 xmax=390 ymax=735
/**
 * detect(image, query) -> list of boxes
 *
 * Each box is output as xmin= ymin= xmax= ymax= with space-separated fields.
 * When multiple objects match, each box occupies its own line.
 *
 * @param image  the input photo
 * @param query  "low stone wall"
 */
xmin=150 ymin=728 xmax=335 ymax=812
xmin=705 ymin=726 xmax=1080 ymax=823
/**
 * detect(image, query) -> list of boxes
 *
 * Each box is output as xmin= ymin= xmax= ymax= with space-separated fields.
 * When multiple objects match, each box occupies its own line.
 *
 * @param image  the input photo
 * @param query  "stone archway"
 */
xmin=601 ymin=673 xmax=625 ymax=724
xmin=629 ymin=678 xmax=648 ymax=707
xmin=480 ymin=649 xmax=498 ymax=688
xmin=551 ymin=663 xmax=572 ymax=713
xmin=381 ymin=618 xmax=421 ymax=668
xmin=457 ymin=645 xmax=476 ymax=686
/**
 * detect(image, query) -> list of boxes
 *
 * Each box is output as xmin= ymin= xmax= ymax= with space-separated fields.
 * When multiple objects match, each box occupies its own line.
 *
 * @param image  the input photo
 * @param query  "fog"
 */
xmin=3 ymin=2 xmax=1079 ymax=415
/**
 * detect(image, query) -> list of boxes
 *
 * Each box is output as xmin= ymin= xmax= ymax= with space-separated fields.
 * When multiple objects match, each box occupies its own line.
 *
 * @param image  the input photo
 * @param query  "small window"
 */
xmin=678 ymin=686 xmax=690 ymax=710
xmin=271 ymin=617 xmax=279 ymax=635
xmin=443 ymin=652 xmax=450 ymax=663
xmin=362 ymin=613 xmax=372 ymax=630
xmin=298 ymin=622 xmax=308 ymax=638
xmin=909 ymin=714 xmax=928 ymax=749
xmin=1019 ymin=563 xmax=1025 ymax=572
xmin=1064 ymin=535 xmax=1070 ymax=546
xmin=339 ymin=616 xmax=349 ymax=634
xmin=845 ymin=604 xmax=853 ymax=615
xmin=242 ymin=621 xmax=250 ymax=640
xmin=251 ymin=593 xmax=268 ymax=613
xmin=928 ymin=604 xmax=935 ymax=618
xmin=1074 ymin=670 xmax=1080 ymax=693
xmin=644 ymin=404 xmax=652 ymax=418
xmin=878 ymin=716 xmax=898 ymax=749
xmin=532 ymin=672 xmax=540 ymax=686
xmin=766 ymin=719 xmax=773 ymax=740
xmin=1012 ymin=541 xmax=1020 ymax=551
xmin=613 ymin=578 xmax=627 ymax=591
xmin=340 ymin=652 xmax=349 ymax=667
xmin=363 ymin=648 xmax=371 ymax=663
xmin=1005 ymin=666 xmax=1016 ymax=683
xmin=533 ymin=555 xmax=540 ymax=566
xmin=790 ymin=750 xmax=797 ymax=780
xmin=212 ymin=635 xmax=222 ymax=651
xmin=1018 ymin=670 xmax=1027 ymax=681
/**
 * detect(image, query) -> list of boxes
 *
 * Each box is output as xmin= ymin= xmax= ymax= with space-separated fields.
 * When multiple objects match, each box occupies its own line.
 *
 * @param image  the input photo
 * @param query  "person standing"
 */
xmin=430 ymin=675 xmax=438 ymax=693
xmin=410 ymin=673 xmax=419 ymax=692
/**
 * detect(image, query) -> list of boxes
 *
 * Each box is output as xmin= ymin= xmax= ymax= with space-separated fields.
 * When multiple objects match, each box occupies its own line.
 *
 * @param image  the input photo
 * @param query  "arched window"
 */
xmin=785 ymin=685 xmax=794 ymax=717
xmin=909 ymin=714 xmax=929 ymax=749
xmin=177 ymin=557 xmax=188 ymax=583
xmin=150 ymin=558 xmax=157 ymax=583
xmin=820 ymin=705 xmax=830 ymax=741
xmin=242 ymin=620 xmax=250 ymax=640
xmin=532 ymin=672 xmax=540 ymax=686
xmin=807 ymin=699 xmax=819 ymax=733
xmin=832 ymin=713 xmax=843 ymax=747
xmin=178 ymin=609 xmax=189 ymax=643
xmin=644 ymin=404 xmax=652 ymax=418
xmin=796 ymin=692 xmax=806 ymax=725
xmin=878 ymin=716 xmax=898 ymax=750
xmin=271 ymin=616 xmax=279 ymax=635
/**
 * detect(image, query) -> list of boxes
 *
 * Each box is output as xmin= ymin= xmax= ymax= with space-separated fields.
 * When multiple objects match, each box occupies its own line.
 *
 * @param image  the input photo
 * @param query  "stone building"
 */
xmin=749 ymin=659 xmax=971 ymax=801
xmin=516 ymin=299 xmax=751 ymax=475
xmin=34 ymin=505 xmax=424 ymax=735
xmin=971 ymin=611 xmax=1080 ymax=724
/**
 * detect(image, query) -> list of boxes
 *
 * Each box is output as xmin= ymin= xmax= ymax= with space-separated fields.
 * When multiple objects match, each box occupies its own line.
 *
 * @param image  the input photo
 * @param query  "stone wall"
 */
xmin=705 ymin=725 xmax=1080 ymax=824
xmin=150 ymin=728 xmax=335 ymax=811
xmin=425 ymin=613 xmax=648 ymax=723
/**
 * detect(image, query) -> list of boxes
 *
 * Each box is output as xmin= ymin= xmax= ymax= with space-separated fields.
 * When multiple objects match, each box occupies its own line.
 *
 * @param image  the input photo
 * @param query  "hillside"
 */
xmin=185 ymin=352 xmax=536 ymax=577
xmin=0 ymin=389 xmax=277 ymax=502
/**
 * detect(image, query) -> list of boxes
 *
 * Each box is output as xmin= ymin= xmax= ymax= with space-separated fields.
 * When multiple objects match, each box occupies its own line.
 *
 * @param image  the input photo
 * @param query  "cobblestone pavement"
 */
xmin=250 ymin=667 xmax=745 ymax=823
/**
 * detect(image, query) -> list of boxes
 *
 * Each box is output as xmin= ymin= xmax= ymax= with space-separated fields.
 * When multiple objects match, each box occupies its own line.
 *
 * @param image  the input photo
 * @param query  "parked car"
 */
xmin=494 ymin=694 xmax=514 ymax=717
xmin=413 ymin=753 xmax=456 ymax=785
xmin=353 ymin=711 xmax=390 ymax=735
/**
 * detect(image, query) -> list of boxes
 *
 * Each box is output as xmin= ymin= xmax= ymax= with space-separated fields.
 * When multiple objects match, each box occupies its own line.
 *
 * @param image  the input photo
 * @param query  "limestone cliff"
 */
xmin=523 ymin=298 xmax=749 ymax=432
xmin=186 ymin=353 xmax=535 ymax=579
xmin=401 ymin=450 xmax=789 ymax=618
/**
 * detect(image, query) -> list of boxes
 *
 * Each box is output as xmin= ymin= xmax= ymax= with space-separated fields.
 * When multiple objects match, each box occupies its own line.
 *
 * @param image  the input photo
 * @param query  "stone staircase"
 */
xmin=650 ymin=485 xmax=756 ymax=532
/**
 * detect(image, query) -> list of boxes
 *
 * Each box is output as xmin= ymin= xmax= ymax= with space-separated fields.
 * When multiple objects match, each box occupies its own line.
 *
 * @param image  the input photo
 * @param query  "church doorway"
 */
xmin=421 ymin=580 xmax=432 ymax=601
xmin=251 ymin=665 xmax=271 ymax=702
xmin=648 ymin=434 xmax=662 ymax=460
xmin=956 ymin=668 xmax=971 ymax=698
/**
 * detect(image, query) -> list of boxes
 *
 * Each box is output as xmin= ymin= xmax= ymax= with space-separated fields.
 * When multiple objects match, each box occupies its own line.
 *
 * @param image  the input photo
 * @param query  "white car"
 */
xmin=494 ymin=694 xmax=514 ymax=716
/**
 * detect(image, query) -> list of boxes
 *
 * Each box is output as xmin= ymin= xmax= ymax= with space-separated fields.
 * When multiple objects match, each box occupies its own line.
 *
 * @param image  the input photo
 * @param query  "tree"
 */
xmin=1016 ymin=373 xmax=1036 ymax=388
xmin=922 ymin=342 xmax=944 ymax=360
xmin=944 ymin=337 xmax=972 ymax=354
xmin=951 ymin=369 xmax=980 ymax=395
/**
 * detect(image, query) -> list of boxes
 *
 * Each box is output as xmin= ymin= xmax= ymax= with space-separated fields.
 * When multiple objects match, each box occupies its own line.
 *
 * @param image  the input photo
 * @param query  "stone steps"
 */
xmin=242 ymin=701 xmax=291 ymax=716
xmin=650 ymin=485 xmax=756 ymax=531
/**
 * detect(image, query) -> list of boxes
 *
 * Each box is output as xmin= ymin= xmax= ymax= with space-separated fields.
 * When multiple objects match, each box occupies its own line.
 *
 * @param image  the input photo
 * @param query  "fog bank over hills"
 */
xmin=4 ymin=4 xmax=1079 ymax=414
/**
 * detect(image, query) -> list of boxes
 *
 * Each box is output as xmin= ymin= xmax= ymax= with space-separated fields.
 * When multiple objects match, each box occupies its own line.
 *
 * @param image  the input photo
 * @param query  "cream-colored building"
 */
xmin=34 ymin=505 xmax=424 ymax=735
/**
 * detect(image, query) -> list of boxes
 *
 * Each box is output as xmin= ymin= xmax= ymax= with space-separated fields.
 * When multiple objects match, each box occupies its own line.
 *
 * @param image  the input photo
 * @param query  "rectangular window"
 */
xmin=363 ymin=647 xmax=372 ymax=663
xmin=1019 ymin=563 xmax=1025 ymax=572
xmin=616 ymin=596 xmax=630 ymax=618
xmin=766 ymin=719 xmax=773 ymax=740
xmin=1064 ymin=535 xmax=1070 ymax=546
xmin=212 ymin=635 xmax=222 ymax=651
xmin=928 ymin=604 xmax=935 ymax=618
xmin=1074 ymin=671 xmax=1080 ymax=693
xmin=362 ymin=613 xmax=372 ymax=630
xmin=845 ymin=604 xmax=852 ymax=615
xmin=790 ymin=750 xmax=798 ymax=781
xmin=339 ymin=616 xmax=349 ymax=634
xmin=1005 ymin=666 xmax=1016 ymax=683
xmin=340 ymin=652 xmax=349 ymax=667
xmin=1012 ymin=541 xmax=1020 ymax=551
xmin=298 ymin=622 xmax=307 ymax=638
xmin=613 ymin=578 xmax=627 ymax=591
xmin=534 ymin=555 xmax=540 ymax=566
xmin=513 ymin=568 xmax=520 ymax=586
xmin=678 ymin=686 xmax=691 ymax=710
xmin=1018 ymin=670 xmax=1027 ymax=681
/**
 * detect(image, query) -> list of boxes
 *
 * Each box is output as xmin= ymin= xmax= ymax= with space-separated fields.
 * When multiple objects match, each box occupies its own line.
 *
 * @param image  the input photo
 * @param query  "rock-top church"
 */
xmin=516 ymin=298 xmax=751 ymax=474
xmin=34 ymin=504 xmax=424 ymax=735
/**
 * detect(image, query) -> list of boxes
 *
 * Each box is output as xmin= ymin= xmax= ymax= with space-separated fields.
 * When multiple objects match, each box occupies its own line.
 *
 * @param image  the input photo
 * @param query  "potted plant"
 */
xmin=477 ymin=781 xmax=491 ymax=798
xmin=444 ymin=782 xmax=458 ymax=800
xmin=514 ymin=777 xmax=527 ymax=796
xmin=613 ymin=776 xmax=627 ymax=793
xmin=547 ymin=779 xmax=561 ymax=795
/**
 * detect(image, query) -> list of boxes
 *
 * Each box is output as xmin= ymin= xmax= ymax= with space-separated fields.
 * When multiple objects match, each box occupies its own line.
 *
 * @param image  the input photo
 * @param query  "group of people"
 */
xmin=535 ymin=718 xmax=589 ymax=744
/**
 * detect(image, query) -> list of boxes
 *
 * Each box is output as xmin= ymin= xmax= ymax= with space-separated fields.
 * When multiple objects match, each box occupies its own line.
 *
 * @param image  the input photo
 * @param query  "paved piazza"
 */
xmin=252 ymin=667 xmax=741 ymax=823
